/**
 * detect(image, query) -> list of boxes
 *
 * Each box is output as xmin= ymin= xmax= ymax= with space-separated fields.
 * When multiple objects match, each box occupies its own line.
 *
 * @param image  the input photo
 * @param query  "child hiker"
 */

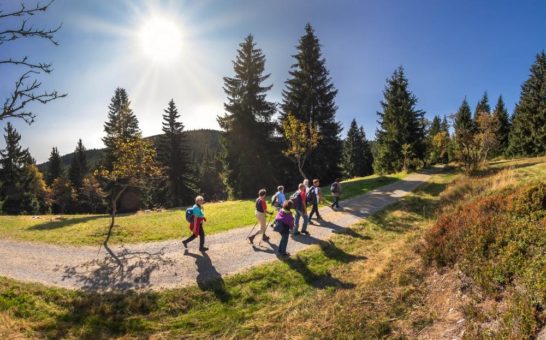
xmin=271 ymin=185 xmax=286 ymax=211
xmin=249 ymin=189 xmax=274 ymax=244
xmin=183 ymin=195 xmax=208 ymax=251
xmin=274 ymin=200 xmax=294 ymax=257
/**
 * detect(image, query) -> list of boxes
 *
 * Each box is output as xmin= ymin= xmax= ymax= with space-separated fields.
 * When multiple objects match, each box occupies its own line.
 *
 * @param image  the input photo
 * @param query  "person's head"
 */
xmin=303 ymin=179 xmax=309 ymax=186
xmin=258 ymin=189 xmax=266 ymax=197
xmin=195 ymin=195 xmax=205 ymax=206
xmin=277 ymin=185 xmax=284 ymax=192
xmin=282 ymin=200 xmax=293 ymax=210
xmin=313 ymin=179 xmax=319 ymax=186
xmin=298 ymin=183 xmax=306 ymax=191
xmin=335 ymin=178 xmax=340 ymax=183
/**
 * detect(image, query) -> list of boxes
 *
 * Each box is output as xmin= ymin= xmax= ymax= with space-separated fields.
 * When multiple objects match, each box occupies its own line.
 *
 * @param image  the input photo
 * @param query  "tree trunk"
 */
xmin=104 ymin=185 xmax=128 ymax=246
xmin=296 ymin=157 xmax=307 ymax=180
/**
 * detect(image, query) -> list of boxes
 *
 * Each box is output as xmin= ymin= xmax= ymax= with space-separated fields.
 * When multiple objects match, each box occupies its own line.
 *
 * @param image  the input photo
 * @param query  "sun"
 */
xmin=138 ymin=16 xmax=183 ymax=63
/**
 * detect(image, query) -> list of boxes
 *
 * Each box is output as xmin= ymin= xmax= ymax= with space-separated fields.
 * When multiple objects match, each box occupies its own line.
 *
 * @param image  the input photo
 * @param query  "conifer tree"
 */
xmin=374 ymin=66 xmax=426 ymax=173
xmin=474 ymin=92 xmax=491 ymax=120
xmin=427 ymin=115 xmax=442 ymax=164
xmin=102 ymin=88 xmax=141 ymax=169
xmin=492 ymin=95 xmax=510 ymax=154
xmin=46 ymin=147 xmax=63 ymax=186
xmin=157 ymin=99 xmax=196 ymax=206
xmin=68 ymin=139 xmax=88 ymax=189
xmin=0 ymin=122 xmax=31 ymax=213
xmin=508 ymin=51 xmax=546 ymax=156
xmin=281 ymin=23 xmax=343 ymax=183
xmin=342 ymin=119 xmax=373 ymax=177
xmin=217 ymin=34 xmax=277 ymax=198
xmin=441 ymin=115 xmax=449 ymax=133
xmin=454 ymin=98 xmax=479 ymax=171
xmin=429 ymin=116 xmax=442 ymax=138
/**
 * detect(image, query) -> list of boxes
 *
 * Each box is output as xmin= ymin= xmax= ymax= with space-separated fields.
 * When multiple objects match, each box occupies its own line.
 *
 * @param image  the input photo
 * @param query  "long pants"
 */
xmin=255 ymin=211 xmax=267 ymax=236
xmin=184 ymin=223 xmax=205 ymax=248
xmin=294 ymin=210 xmax=308 ymax=233
xmin=278 ymin=230 xmax=289 ymax=254
xmin=309 ymin=203 xmax=321 ymax=219
xmin=331 ymin=196 xmax=340 ymax=208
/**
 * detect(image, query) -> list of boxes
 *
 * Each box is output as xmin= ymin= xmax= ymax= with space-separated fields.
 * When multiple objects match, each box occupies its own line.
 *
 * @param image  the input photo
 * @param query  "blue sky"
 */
xmin=1 ymin=0 xmax=545 ymax=163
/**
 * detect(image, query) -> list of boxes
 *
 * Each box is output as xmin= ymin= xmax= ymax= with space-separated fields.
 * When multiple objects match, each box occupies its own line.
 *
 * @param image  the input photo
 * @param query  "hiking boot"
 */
xmin=248 ymin=234 xmax=256 ymax=244
xmin=302 ymin=230 xmax=310 ymax=235
xmin=292 ymin=231 xmax=301 ymax=236
xmin=262 ymin=234 xmax=270 ymax=241
xmin=278 ymin=252 xmax=290 ymax=258
xmin=199 ymin=246 xmax=209 ymax=252
xmin=182 ymin=240 xmax=188 ymax=249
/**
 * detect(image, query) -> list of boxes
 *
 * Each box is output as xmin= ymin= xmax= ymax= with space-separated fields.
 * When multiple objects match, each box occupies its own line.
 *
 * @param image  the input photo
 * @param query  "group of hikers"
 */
xmin=182 ymin=178 xmax=342 ymax=257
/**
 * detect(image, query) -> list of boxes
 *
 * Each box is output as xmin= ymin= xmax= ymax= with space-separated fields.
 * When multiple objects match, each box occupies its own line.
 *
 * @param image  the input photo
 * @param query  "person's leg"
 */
xmin=198 ymin=224 xmax=206 ymax=249
xmin=279 ymin=231 xmax=289 ymax=254
xmin=336 ymin=196 xmax=340 ymax=208
xmin=294 ymin=210 xmax=300 ymax=234
xmin=314 ymin=203 xmax=322 ymax=219
xmin=309 ymin=204 xmax=316 ymax=220
xmin=301 ymin=213 xmax=308 ymax=233
xmin=257 ymin=212 xmax=269 ymax=240
xmin=183 ymin=233 xmax=196 ymax=244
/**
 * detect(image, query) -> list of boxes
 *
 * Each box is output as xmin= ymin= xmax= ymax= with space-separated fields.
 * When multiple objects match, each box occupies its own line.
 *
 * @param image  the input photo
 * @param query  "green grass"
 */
xmin=0 ymin=171 xmax=448 ymax=339
xmin=0 ymin=173 xmax=404 ymax=246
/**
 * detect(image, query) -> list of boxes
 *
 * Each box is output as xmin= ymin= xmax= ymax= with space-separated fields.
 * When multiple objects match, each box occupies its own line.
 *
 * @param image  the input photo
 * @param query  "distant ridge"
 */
xmin=38 ymin=129 xmax=223 ymax=171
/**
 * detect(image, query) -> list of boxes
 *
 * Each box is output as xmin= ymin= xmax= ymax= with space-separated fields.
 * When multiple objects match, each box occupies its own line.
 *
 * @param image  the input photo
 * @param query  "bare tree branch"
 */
xmin=1 ymin=71 xmax=67 ymax=124
xmin=0 ymin=57 xmax=53 ymax=73
xmin=0 ymin=0 xmax=66 ymax=124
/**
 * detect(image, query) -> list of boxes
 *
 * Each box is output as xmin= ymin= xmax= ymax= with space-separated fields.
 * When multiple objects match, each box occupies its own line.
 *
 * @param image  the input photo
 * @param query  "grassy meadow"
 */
xmin=1 ymin=157 xmax=544 ymax=339
xmin=0 ymin=173 xmax=403 ymax=246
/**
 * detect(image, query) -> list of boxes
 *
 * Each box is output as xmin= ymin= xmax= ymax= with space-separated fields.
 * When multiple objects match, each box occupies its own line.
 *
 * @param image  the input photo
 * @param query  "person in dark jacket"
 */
xmin=308 ymin=178 xmax=323 ymax=222
xmin=275 ymin=200 xmax=294 ymax=257
xmin=292 ymin=183 xmax=309 ymax=236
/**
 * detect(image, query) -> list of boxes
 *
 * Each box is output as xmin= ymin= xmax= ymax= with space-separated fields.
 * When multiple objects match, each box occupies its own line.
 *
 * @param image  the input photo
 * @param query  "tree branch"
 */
xmin=0 ymin=57 xmax=53 ymax=73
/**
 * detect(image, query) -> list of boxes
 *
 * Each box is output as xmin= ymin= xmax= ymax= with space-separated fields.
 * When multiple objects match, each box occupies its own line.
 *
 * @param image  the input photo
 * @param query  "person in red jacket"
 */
xmin=183 ymin=195 xmax=208 ymax=251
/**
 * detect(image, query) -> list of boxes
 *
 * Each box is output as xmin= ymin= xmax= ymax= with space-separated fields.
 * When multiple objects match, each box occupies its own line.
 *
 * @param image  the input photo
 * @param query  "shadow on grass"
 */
xmin=28 ymin=214 xmax=108 ymax=231
xmin=58 ymin=244 xmax=174 ymax=291
xmin=184 ymin=250 xmax=231 ymax=303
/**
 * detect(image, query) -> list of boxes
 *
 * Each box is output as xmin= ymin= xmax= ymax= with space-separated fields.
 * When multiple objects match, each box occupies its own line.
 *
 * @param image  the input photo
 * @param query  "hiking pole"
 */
xmin=246 ymin=221 xmax=259 ymax=240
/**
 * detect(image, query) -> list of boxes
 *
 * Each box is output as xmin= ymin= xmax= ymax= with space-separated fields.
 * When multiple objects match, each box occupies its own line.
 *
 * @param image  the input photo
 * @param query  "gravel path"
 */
xmin=0 ymin=172 xmax=431 ymax=291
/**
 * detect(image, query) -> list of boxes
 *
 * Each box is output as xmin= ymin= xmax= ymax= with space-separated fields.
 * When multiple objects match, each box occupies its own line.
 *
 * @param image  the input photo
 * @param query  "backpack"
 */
xmin=330 ymin=182 xmax=339 ymax=194
xmin=185 ymin=207 xmax=194 ymax=223
xmin=307 ymin=186 xmax=317 ymax=203
xmin=271 ymin=193 xmax=280 ymax=207
xmin=289 ymin=191 xmax=300 ymax=202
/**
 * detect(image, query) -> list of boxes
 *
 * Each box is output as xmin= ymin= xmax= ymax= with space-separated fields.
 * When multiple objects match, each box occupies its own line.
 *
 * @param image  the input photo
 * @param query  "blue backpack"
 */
xmin=185 ymin=207 xmax=194 ymax=223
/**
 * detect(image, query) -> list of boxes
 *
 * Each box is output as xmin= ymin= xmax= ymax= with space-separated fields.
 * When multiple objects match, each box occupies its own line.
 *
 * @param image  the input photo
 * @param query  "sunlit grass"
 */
xmin=0 ymin=173 xmax=404 ymax=246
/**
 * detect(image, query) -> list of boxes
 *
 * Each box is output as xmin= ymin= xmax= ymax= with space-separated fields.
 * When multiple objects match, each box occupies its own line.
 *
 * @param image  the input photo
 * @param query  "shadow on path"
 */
xmin=59 ymin=244 xmax=174 ymax=291
xmin=184 ymin=250 xmax=231 ymax=303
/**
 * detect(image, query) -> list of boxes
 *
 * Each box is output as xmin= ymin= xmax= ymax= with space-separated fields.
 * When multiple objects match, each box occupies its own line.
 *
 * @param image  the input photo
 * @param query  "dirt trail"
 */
xmin=0 ymin=172 xmax=431 ymax=291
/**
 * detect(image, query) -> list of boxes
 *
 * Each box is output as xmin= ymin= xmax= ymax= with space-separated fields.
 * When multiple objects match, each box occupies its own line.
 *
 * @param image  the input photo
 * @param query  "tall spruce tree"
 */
xmin=281 ymin=23 xmax=343 ymax=183
xmin=374 ymin=66 xmax=426 ymax=173
xmin=68 ymin=139 xmax=88 ymax=189
xmin=454 ymin=98 xmax=479 ymax=171
xmin=102 ymin=87 xmax=141 ymax=169
xmin=342 ymin=119 xmax=373 ymax=177
xmin=474 ymin=92 xmax=491 ymax=120
xmin=492 ymin=95 xmax=510 ymax=154
xmin=429 ymin=115 xmax=442 ymax=138
xmin=441 ymin=115 xmax=449 ymax=133
xmin=157 ymin=99 xmax=195 ymax=206
xmin=46 ymin=147 xmax=63 ymax=186
xmin=508 ymin=51 xmax=546 ymax=156
xmin=0 ymin=122 xmax=31 ymax=213
xmin=217 ymin=34 xmax=278 ymax=198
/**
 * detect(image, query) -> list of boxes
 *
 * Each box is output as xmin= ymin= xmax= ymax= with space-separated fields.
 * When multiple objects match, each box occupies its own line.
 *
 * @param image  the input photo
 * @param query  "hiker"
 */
xmin=303 ymin=178 xmax=310 ymax=192
xmin=330 ymin=178 xmax=341 ymax=209
xmin=308 ymin=178 xmax=323 ymax=222
xmin=183 ymin=195 xmax=208 ymax=251
xmin=274 ymin=200 xmax=294 ymax=257
xmin=291 ymin=183 xmax=309 ymax=236
xmin=249 ymin=189 xmax=274 ymax=244
xmin=271 ymin=185 xmax=286 ymax=211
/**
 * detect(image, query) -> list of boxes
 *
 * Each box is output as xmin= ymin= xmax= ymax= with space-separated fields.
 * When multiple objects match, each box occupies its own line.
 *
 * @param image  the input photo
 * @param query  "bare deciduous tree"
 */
xmin=1 ymin=0 xmax=66 ymax=124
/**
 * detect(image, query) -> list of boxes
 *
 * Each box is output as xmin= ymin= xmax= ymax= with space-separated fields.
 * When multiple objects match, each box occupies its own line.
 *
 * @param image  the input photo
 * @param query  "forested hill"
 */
xmin=38 ymin=129 xmax=223 ymax=171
